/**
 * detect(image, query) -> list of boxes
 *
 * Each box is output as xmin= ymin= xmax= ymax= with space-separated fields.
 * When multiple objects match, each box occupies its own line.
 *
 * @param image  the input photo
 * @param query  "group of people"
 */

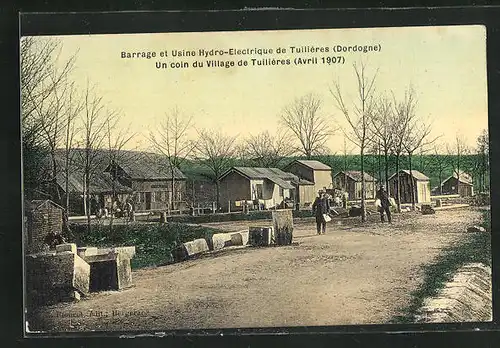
xmin=95 ymin=198 xmax=134 ymax=220
xmin=312 ymin=185 xmax=392 ymax=235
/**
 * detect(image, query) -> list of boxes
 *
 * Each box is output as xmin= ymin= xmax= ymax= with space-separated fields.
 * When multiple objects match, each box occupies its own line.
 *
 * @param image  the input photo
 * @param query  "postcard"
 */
xmin=21 ymin=23 xmax=491 ymax=334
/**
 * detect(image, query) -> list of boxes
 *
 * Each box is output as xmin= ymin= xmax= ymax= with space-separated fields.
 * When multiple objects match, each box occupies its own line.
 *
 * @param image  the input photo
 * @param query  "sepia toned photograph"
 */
xmin=21 ymin=24 xmax=491 ymax=334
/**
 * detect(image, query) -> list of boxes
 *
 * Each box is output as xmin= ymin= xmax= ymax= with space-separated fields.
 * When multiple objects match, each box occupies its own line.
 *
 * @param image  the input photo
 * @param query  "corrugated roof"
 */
xmin=267 ymin=176 xmax=295 ymax=190
xmin=222 ymin=167 xmax=299 ymax=189
xmin=287 ymin=172 xmax=314 ymax=186
xmin=388 ymin=169 xmax=429 ymax=181
xmin=54 ymin=149 xmax=186 ymax=181
xmin=230 ymin=167 xmax=296 ymax=180
xmin=289 ymin=160 xmax=331 ymax=171
xmin=441 ymin=170 xmax=473 ymax=186
xmin=55 ymin=170 xmax=133 ymax=195
xmin=334 ymin=171 xmax=376 ymax=182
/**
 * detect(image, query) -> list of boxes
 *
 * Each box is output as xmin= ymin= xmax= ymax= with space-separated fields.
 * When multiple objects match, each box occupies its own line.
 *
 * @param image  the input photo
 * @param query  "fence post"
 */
xmin=228 ymin=200 xmax=231 ymax=213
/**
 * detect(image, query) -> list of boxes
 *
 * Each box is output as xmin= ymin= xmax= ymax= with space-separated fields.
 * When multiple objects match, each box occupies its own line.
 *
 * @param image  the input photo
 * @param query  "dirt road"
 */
xmin=28 ymin=207 xmax=484 ymax=332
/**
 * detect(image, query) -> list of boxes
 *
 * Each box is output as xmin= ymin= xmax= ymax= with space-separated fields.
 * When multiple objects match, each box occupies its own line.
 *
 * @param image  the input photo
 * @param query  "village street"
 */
xmin=28 ymin=207 xmax=485 ymax=332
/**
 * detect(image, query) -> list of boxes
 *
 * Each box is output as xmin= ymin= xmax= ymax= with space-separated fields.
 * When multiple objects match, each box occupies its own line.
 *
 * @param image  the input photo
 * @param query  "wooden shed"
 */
xmin=284 ymin=160 xmax=333 ymax=194
xmin=332 ymin=171 xmax=377 ymax=200
xmin=440 ymin=171 xmax=474 ymax=197
xmin=25 ymin=200 xmax=64 ymax=254
xmin=388 ymin=170 xmax=431 ymax=204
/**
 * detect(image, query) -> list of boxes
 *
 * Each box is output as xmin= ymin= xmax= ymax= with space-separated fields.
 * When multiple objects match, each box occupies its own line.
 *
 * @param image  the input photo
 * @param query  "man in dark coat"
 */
xmin=375 ymin=185 xmax=392 ymax=223
xmin=312 ymin=189 xmax=331 ymax=234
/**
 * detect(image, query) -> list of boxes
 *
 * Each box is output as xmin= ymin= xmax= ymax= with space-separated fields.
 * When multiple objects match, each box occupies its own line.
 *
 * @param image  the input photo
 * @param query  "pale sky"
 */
xmin=29 ymin=25 xmax=488 ymax=154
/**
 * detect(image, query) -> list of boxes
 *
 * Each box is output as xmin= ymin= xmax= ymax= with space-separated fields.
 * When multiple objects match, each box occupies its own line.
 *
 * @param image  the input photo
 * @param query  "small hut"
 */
xmin=332 ymin=171 xmax=377 ymax=200
xmin=25 ymin=200 xmax=64 ymax=254
xmin=388 ymin=170 xmax=431 ymax=204
xmin=440 ymin=170 xmax=474 ymax=197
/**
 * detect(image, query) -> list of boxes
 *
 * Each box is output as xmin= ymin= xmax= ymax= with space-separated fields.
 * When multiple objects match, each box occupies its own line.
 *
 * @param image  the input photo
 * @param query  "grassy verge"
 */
xmin=391 ymin=209 xmax=491 ymax=324
xmin=66 ymin=222 xmax=223 ymax=270
xmin=136 ymin=209 xmax=316 ymax=224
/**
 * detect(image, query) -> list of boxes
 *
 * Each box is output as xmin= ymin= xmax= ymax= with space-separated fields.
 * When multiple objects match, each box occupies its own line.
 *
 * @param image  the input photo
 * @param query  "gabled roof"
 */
xmin=334 ymin=170 xmax=376 ymax=182
xmin=388 ymin=169 xmax=429 ymax=181
xmin=112 ymin=155 xmax=186 ymax=180
xmin=28 ymin=199 xmax=64 ymax=211
xmin=441 ymin=170 xmax=473 ymax=186
xmin=55 ymin=170 xmax=133 ymax=195
xmin=286 ymin=159 xmax=331 ymax=171
xmin=287 ymin=172 xmax=315 ymax=186
xmin=220 ymin=167 xmax=297 ymax=189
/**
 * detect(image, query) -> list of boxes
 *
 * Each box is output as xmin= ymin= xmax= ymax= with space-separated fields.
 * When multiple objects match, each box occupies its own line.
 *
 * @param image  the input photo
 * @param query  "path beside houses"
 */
xmin=28 ymin=207 xmax=485 ymax=331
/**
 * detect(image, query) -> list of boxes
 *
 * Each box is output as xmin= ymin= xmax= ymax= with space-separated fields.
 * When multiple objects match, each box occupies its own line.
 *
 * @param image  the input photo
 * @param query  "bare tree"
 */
xmin=61 ymin=83 xmax=83 ymax=215
xmin=149 ymin=107 xmax=197 ymax=208
xmin=447 ymin=132 xmax=470 ymax=195
xmin=193 ymin=129 xmax=238 ymax=210
xmin=391 ymin=86 xmax=417 ymax=212
xmin=429 ymin=143 xmax=450 ymax=195
xmin=475 ymin=129 xmax=489 ymax=193
xmin=75 ymin=81 xmax=109 ymax=233
xmin=402 ymin=117 xmax=439 ymax=210
xmin=280 ymin=93 xmax=332 ymax=158
xmin=105 ymin=113 xmax=136 ymax=233
xmin=369 ymin=94 xmax=395 ymax=192
xmin=242 ymin=129 xmax=296 ymax=167
xmin=330 ymin=61 xmax=378 ymax=222
xmin=20 ymin=37 xmax=77 ymax=200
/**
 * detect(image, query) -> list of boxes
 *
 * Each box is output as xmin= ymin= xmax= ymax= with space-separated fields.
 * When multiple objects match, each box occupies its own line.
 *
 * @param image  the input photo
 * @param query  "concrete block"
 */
xmin=97 ymin=246 xmax=136 ymax=259
xmin=272 ymin=210 xmax=294 ymax=246
xmin=25 ymin=252 xmax=90 ymax=305
xmin=248 ymin=226 xmax=273 ymax=246
xmin=230 ymin=231 xmax=249 ymax=246
xmin=211 ymin=233 xmax=232 ymax=251
xmin=77 ymin=247 xmax=98 ymax=259
xmin=175 ymin=239 xmax=209 ymax=261
xmin=56 ymin=243 xmax=77 ymax=254
xmin=116 ymin=255 xmax=133 ymax=289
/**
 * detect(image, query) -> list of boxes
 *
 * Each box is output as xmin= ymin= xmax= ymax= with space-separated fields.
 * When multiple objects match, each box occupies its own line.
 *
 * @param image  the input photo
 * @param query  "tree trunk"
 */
xmin=409 ymin=153 xmax=416 ymax=210
xmin=384 ymin=150 xmax=389 ymax=195
xmin=439 ymin=170 xmax=443 ymax=195
xmin=395 ymin=154 xmax=401 ymax=213
xmin=360 ymin=146 xmax=366 ymax=222
xmin=171 ymin=166 xmax=176 ymax=210
xmin=216 ymin=179 xmax=221 ymax=211
xmin=85 ymin=172 xmax=91 ymax=234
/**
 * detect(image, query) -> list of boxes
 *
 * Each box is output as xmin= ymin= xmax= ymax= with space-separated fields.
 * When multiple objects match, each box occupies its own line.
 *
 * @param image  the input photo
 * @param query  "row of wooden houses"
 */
xmin=38 ymin=149 xmax=476 ymax=215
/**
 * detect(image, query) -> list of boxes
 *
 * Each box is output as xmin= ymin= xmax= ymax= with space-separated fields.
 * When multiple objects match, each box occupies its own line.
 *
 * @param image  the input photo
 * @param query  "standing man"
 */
xmin=375 ymin=185 xmax=392 ymax=223
xmin=312 ymin=189 xmax=331 ymax=235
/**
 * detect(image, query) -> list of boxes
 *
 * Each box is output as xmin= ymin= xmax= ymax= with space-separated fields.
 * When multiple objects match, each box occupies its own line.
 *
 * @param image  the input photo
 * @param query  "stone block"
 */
xmin=421 ymin=204 xmax=436 ymax=215
xmin=96 ymin=246 xmax=136 ymax=259
xmin=272 ymin=210 xmax=294 ymax=246
xmin=77 ymin=247 xmax=98 ymax=259
xmin=175 ymin=238 xmax=209 ymax=261
xmin=211 ymin=233 xmax=232 ymax=251
xmin=116 ymin=255 xmax=133 ymax=289
xmin=56 ymin=243 xmax=77 ymax=254
xmin=25 ymin=252 xmax=90 ymax=305
xmin=230 ymin=231 xmax=249 ymax=246
xmin=248 ymin=226 xmax=273 ymax=246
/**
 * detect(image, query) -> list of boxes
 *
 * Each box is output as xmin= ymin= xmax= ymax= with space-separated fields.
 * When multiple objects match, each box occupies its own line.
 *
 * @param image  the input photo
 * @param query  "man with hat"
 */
xmin=312 ymin=189 xmax=331 ymax=234
xmin=375 ymin=184 xmax=392 ymax=223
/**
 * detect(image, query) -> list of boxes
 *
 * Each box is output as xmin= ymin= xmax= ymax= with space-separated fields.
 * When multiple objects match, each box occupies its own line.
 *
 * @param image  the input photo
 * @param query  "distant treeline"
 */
xmin=181 ymin=153 xmax=490 ymax=192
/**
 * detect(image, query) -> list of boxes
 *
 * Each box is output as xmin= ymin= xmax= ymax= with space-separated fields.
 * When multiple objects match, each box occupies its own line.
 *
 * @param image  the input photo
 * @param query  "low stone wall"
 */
xmin=415 ymin=263 xmax=492 ymax=323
